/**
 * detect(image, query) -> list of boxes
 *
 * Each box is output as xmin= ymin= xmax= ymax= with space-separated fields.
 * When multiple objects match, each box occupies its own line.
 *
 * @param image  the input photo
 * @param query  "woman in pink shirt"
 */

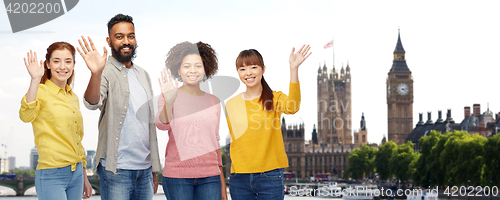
xmin=155 ymin=41 xmax=226 ymax=200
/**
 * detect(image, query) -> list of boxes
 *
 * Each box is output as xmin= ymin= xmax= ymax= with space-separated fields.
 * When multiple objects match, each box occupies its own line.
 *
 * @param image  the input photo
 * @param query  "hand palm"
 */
xmin=289 ymin=53 xmax=306 ymax=67
xmin=24 ymin=50 xmax=44 ymax=80
xmin=289 ymin=45 xmax=312 ymax=69
xmin=83 ymin=51 xmax=106 ymax=73
xmin=161 ymin=80 xmax=177 ymax=93
xmin=27 ymin=60 xmax=44 ymax=79
xmin=162 ymin=82 xmax=178 ymax=102
xmin=159 ymin=68 xmax=179 ymax=103
xmin=77 ymin=36 xmax=107 ymax=74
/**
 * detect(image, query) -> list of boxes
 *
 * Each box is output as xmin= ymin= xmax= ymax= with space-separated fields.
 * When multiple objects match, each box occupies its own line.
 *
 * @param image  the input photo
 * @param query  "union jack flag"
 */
xmin=324 ymin=40 xmax=333 ymax=49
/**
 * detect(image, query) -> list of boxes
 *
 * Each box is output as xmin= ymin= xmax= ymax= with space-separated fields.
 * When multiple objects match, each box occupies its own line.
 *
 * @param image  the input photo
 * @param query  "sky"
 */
xmin=0 ymin=0 xmax=499 ymax=168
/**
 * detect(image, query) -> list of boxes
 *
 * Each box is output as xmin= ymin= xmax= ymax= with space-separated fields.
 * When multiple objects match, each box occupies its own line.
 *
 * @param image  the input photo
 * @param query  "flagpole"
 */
xmin=332 ymin=37 xmax=334 ymax=68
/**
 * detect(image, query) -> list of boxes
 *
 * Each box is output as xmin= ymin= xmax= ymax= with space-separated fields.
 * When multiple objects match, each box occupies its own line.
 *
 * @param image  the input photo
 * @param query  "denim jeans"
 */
xmin=162 ymin=175 xmax=221 ymax=200
xmin=97 ymin=163 xmax=153 ymax=200
xmin=229 ymin=168 xmax=284 ymax=200
xmin=35 ymin=162 xmax=83 ymax=200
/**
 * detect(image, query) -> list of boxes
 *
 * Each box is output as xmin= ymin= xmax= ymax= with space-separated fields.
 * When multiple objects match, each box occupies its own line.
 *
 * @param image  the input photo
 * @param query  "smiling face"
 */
xmin=107 ymin=22 xmax=136 ymax=63
xmin=47 ymin=49 xmax=74 ymax=88
xmin=178 ymin=54 xmax=205 ymax=86
xmin=237 ymin=64 xmax=265 ymax=88
xmin=235 ymin=49 xmax=266 ymax=89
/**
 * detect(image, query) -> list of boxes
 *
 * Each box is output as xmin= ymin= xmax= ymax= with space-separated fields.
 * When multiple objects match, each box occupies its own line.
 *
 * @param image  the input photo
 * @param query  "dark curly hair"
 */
xmin=107 ymin=14 xmax=134 ymax=35
xmin=165 ymin=41 xmax=218 ymax=82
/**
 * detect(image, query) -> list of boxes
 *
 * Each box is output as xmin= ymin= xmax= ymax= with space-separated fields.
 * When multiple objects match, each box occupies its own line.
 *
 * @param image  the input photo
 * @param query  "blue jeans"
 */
xmin=35 ymin=162 xmax=83 ymax=200
xmin=163 ymin=175 xmax=221 ymax=200
xmin=97 ymin=163 xmax=153 ymax=200
xmin=229 ymin=168 xmax=284 ymax=200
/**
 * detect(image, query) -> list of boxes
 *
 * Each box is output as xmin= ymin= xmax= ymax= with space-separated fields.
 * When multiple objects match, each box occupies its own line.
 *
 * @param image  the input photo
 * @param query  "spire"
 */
xmin=346 ymin=60 xmax=350 ymax=71
xmin=389 ymin=29 xmax=411 ymax=74
xmin=360 ymin=113 xmax=366 ymax=130
xmin=394 ymin=28 xmax=405 ymax=53
xmin=312 ymin=124 xmax=318 ymax=145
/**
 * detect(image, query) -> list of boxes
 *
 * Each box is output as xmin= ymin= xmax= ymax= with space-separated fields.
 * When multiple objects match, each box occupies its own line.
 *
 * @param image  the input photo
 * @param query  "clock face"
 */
xmin=346 ymin=78 xmax=350 ymax=82
xmin=397 ymin=83 xmax=409 ymax=95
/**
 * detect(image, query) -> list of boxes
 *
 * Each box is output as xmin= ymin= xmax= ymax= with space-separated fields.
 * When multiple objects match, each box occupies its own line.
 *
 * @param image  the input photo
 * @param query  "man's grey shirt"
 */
xmin=84 ymin=56 xmax=161 ymax=173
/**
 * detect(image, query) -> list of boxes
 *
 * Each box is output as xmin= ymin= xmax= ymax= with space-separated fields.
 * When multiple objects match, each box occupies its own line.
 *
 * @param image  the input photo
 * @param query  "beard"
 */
xmin=110 ymin=41 xmax=137 ymax=63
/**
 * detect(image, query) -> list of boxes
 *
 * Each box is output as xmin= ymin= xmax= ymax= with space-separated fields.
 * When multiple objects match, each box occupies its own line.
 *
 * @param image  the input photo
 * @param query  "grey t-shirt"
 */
xmin=114 ymin=67 xmax=151 ymax=169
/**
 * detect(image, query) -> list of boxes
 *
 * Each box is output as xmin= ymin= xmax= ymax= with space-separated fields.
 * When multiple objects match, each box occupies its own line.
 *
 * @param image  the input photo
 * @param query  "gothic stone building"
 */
xmin=387 ymin=31 xmax=414 ymax=145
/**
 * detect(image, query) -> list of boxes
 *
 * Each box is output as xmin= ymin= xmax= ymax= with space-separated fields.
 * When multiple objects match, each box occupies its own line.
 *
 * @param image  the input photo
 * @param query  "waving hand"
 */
xmin=77 ymin=36 xmax=107 ymax=74
xmin=24 ymin=50 xmax=44 ymax=80
xmin=289 ymin=44 xmax=312 ymax=70
xmin=159 ymin=68 xmax=179 ymax=104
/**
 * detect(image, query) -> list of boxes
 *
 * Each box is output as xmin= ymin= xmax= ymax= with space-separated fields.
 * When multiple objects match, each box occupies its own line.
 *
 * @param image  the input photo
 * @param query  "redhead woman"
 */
xmin=225 ymin=45 xmax=311 ymax=200
xmin=19 ymin=40 xmax=106 ymax=199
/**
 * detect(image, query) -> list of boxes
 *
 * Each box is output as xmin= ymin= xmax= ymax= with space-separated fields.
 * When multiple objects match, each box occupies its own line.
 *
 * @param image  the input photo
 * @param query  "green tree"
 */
xmin=9 ymin=168 xmax=36 ymax=178
xmin=389 ymin=141 xmax=416 ymax=184
xmin=440 ymin=130 xmax=486 ymax=186
xmin=408 ymin=152 xmax=420 ymax=184
xmin=413 ymin=130 xmax=441 ymax=187
xmin=483 ymin=134 xmax=500 ymax=186
xmin=346 ymin=149 xmax=363 ymax=180
xmin=375 ymin=141 xmax=397 ymax=181
xmin=346 ymin=145 xmax=376 ymax=180
xmin=427 ymin=131 xmax=452 ymax=187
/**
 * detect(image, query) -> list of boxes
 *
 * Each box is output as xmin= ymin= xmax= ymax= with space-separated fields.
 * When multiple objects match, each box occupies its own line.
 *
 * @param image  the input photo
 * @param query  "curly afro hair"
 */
xmin=165 ymin=41 xmax=218 ymax=82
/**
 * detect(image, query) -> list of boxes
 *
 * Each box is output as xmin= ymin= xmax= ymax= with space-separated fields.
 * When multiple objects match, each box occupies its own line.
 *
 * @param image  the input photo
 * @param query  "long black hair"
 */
xmin=235 ymin=49 xmax=274 ymax=111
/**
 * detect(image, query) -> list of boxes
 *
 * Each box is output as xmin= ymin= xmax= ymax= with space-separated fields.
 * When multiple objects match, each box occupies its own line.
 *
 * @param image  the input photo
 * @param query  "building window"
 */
xmin=296 ymin=130 xmax=302 ymax=138
xmin=362 ymin=135 xmax=366 ymax=143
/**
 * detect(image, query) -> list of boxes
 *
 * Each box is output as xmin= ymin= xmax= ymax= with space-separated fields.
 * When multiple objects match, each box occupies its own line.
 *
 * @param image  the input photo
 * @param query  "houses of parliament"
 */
xmin=224 ymin=31 xmax=414 ymax=179
xmin=281 ymin=31 xmax=413 ymax=179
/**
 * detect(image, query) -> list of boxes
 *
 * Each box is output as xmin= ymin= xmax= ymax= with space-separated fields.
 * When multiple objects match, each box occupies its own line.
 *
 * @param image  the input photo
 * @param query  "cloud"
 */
xmin=0 ymin=88 xmax=12 ymax=99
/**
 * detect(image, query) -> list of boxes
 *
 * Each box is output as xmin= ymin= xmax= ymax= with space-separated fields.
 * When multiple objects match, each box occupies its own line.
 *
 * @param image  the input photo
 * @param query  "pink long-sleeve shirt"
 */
xmin=155 ymin=90 xmax=222 ymax=178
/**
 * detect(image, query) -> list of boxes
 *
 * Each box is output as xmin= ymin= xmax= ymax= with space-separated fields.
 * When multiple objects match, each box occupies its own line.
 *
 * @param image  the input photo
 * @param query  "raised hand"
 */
xmin=158 ymin=68 xmax=179 ymax=104
xmin=77 ymin=36 xmax=107 ymax=74
xmin=24 ymin=50 xmax=44 ymax=80
xmin=289 ymin=44 xmax=312 ymax=69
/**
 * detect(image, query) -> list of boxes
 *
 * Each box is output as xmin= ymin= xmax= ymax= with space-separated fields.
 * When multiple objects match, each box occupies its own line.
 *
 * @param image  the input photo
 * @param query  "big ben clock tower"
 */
xmin=387 ymin=30 xmax=413 ymax=145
